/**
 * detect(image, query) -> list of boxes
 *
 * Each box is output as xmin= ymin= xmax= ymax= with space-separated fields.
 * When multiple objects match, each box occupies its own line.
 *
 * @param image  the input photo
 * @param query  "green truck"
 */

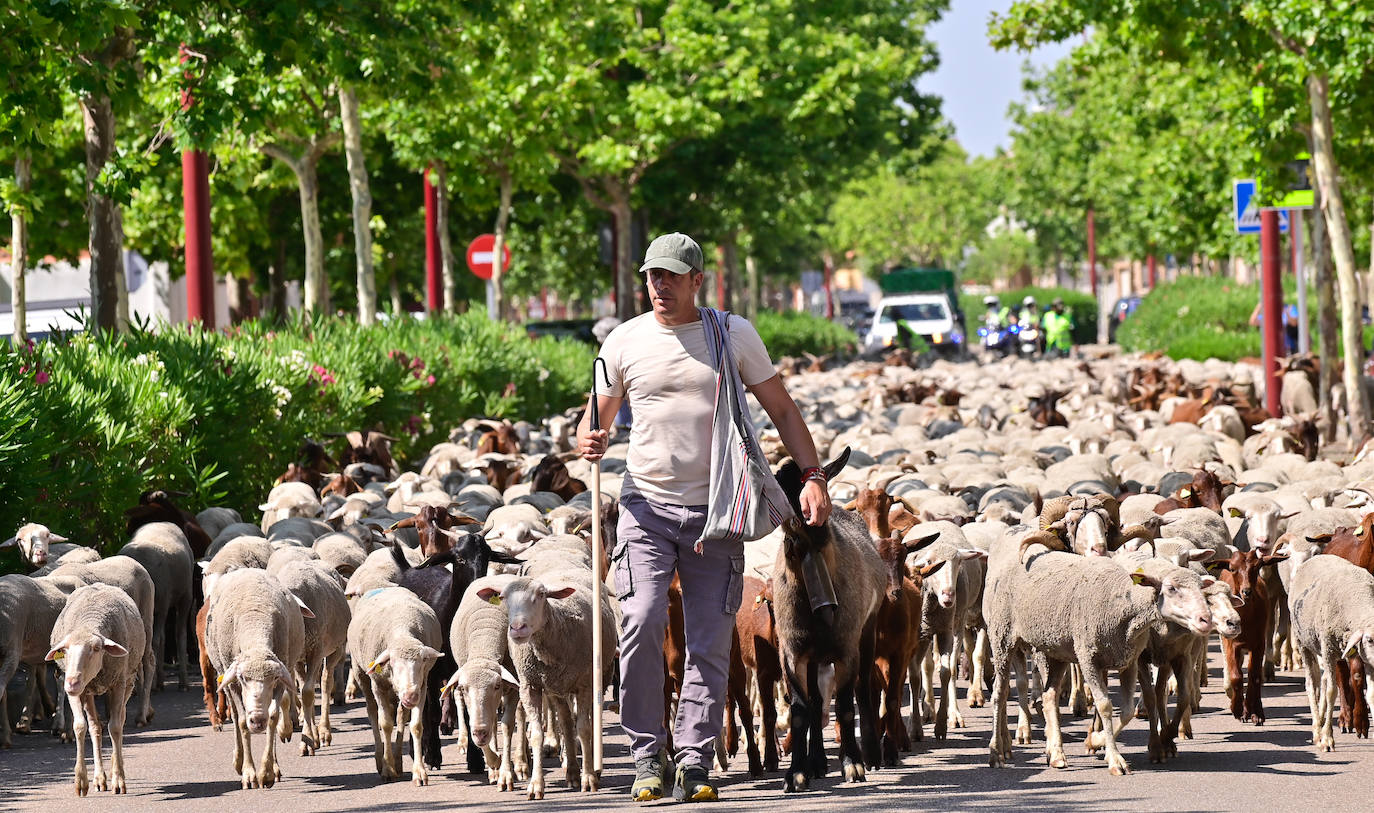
xmin=864 ymin=267 xmax=966 ymax=356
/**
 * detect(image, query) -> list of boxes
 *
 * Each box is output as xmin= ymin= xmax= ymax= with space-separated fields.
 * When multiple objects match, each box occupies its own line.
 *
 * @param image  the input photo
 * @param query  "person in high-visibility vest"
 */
xmin=1043 ymin=297 xmax=1074 ymax=357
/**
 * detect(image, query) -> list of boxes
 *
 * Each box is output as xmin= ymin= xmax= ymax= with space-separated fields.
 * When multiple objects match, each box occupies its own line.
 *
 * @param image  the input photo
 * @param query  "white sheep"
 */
xmin=200 ymin=536 xmax=273 ymax=599
xmin=2 ymin=523 xmax=100 ymax=574
xmin=119 ymin=522 xmax=194 ymax=691
xmin=476 ymin=571 xmax=616 ymax=799
xmin=347 ymin=587 xmax=443 ymax=785
xmin=204 ymin=568 xmax=311 ymax=789
xmin=43 ymin=556 xmax=158 ymax=727
xmin=46 ymin=583 xmax=147 ymax=795
xmin=259 ymin=482 xmax=324 ymax=531
xmin=0 ymin=574 xmax=70 ymax=746
xmin=1288 ymin=554 xmax=1374 ymax=752
xmin=275 ymin=561 xmax=351 ymax=755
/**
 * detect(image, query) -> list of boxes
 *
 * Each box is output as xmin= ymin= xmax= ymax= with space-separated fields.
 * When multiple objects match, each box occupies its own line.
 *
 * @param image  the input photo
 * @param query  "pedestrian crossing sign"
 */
xmin=1233 ymin=179 xmax=1289 ymax=235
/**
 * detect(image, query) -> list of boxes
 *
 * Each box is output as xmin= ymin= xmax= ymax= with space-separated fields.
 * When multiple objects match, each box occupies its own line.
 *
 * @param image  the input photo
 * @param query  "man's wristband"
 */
xmin=802 ymin=466 xmax=826 ymax=484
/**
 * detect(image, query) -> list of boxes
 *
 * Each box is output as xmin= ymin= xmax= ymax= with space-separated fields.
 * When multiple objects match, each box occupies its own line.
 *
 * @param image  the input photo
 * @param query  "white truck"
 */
xmin=862 ymin=292 xmax=965 ymax=357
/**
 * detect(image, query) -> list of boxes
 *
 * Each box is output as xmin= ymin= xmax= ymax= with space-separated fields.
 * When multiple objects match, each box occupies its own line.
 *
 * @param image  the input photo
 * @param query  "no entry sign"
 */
xmin=466 ymin=234 xmax=511 ymax=280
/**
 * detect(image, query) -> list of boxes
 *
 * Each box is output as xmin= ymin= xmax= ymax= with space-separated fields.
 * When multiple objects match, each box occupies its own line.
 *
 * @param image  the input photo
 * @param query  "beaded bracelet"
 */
xmin=801 ymin=466 xmax=826 ymax=483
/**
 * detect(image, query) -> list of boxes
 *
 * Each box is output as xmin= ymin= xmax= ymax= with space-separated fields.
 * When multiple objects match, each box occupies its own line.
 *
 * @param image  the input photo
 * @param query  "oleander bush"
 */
xmin=1117 ymin=275 xmax=1318 ymax=361
xmin=0 ymin=311 xmax=594 ymax=570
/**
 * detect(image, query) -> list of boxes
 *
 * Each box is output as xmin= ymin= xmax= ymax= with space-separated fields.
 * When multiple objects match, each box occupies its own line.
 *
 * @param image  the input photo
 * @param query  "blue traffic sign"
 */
xmin=1233 ymin=179 xmax=1289 ymax=235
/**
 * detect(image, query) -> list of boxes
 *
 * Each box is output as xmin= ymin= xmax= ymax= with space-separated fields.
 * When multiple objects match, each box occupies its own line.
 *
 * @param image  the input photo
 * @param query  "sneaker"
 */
xmin=630 ymin=748 xmax=673 ymax=802
xmin=673 ymin=762 xmax=718 ymax=802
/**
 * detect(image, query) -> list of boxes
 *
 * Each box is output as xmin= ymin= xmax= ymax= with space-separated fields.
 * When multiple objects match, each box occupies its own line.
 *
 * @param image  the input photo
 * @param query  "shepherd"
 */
xmin=578 ymin=232 xmax=832 ymax=802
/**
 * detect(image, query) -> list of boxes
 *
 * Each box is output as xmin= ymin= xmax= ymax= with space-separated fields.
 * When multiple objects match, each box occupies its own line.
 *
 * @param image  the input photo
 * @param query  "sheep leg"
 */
xmin=1162 ymin=654 xmax=1189 ymax=756
xmin=551 ymin=696 xmax=578 ymax=789
xmin=152 ymin=610 xmax=166 ymax=691
xmin=0 ymin=654 xmax=18 ymax=747
xmin=1040 ymin=660 xmax=1068 ymax=769
xmin=359 ymin=672 xmax=389 ymax=779
xmin=174 ymin=600 xmax=190 ymax=691
xmin=1245 ymin=645 xmax=1266 ymax=725
xmin=320 ymin=650 xmax=343 ymax=746
xmin=987 ymin=652 xmax=1012 ymax=767
xmin=1083 ymin=661 xmax=1132 ymax=775
xmin=968 ymin=628 xmax=988 ymax=708
xmin=513 ymin=703 xmax=530 ymax=781
xmin=921 ymin=645 xmax=936 ymax=722
xmin=85 ymin=693 xmax=109 ymax=792
xmin=521 ymin=683 xmax=547 ymax=799
xmin=409 ymin=698 xmax=429 ymax=786
xmin=936 ymin=630 xmax=963 ymax=737
xmin=385 ymin=699 xmax=405 ymax=778
xmin=260 ymin=692 xmax=283 ymax=788
xmin=905 ymin=643 xmax=926 ymax=743
xmin=1317 ymin=656 xmax=1337 ymax=751
xmin=1300 ymin=649 xmax=1324 ymax=751
xmin=575 ymin=688 xmax=599 ymax=791
xmin=109 ymin=682 xmax=130 ymax=793
xmin=1013 ymin=653 xmax=1034 ymax=745
xmin=69 ymin=692 xmax=90 ymax=795
xmin=299 ymin=658 xmax=319 ymax=756
xmin=1068 ymin=663 xmax=1088 ymax=717
xmin=496 ymin=688 xmax=518 ymax=791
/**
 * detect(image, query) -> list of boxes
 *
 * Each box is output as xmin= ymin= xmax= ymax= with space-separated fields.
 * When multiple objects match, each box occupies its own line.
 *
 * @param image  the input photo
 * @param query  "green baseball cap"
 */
xmin=638 ymin=232 xmax=703 ymax=275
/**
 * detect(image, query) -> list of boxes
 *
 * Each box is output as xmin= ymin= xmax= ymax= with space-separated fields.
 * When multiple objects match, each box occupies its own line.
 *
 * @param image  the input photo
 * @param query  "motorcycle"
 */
xmin=1017 ymin=325 xmax=1041 ymax=358
xmin=977 ymin=315 xmax=1007 ymax=359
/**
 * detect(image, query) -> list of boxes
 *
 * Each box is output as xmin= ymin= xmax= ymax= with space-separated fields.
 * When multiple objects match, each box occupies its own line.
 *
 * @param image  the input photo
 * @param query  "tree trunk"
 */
xmin=10 ymin=154 xmax=30 ymax=343
xmin=1308 ymin=72 xmax=1370 ymax=442
xmin=610 ymin=194 xmax=635 ymax=321
xmin=80 ymin=94 xmax=125 ymax=332
xmin=719 ymin=232 xmax=738 ymax=313
xmin=262 ymin=135 xmax=338 ymax=317
xmin=433 ymin=161 xmax=457 ymax=312
xmin=1313 ymin=206 xmax=1338 ymax=442
xmin=338 ymin=87 xmax=376 ymax=325
xmin=491 ymin=168 xmax=513 ymax=321
xmin=745 ymin=252 xmax=760 ymax=320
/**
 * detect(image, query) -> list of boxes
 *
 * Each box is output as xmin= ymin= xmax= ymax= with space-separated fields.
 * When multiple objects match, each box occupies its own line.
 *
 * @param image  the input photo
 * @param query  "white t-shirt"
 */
xmin=599 ymin=311 xmax=776 ymax=506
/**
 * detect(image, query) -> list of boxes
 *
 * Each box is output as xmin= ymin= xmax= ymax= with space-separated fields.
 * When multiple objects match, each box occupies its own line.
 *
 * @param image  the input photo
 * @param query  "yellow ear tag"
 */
xmin=54 ymin=652 xmax=65 ymax=663
xmin=216 ymin=673 xmax=224 ymax=686
xmin=1229 ymin=508 xmax=1242 ymax=518
xmin=486 ymin=595 xmax=502 ymax=606
xmin=1358 ymin=527 xmax=1367 ymax=537
xmin=1179 ymin=488 xmax=1191 ymax=498
xmin=1344 ymin=642 xmax=1360 ymax=658
xmin=368 ymin=660 xmax=385 ymax=675
xmin=1130 ymin=568 xmax=1149 ymax=586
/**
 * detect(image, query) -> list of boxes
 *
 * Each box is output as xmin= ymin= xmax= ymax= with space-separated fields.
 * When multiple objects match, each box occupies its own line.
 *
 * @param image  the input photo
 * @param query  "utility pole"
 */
xmin=180 ymin=44 xmax=213 ymax=327
xmin=1260 ymin=210 xmax=1284 ymax=415
xmin=424 ymin=167 xmax=440 ymax=313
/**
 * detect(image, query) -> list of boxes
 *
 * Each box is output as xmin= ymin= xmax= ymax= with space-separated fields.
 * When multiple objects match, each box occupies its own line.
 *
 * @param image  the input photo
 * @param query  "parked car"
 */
xmin=524 ymin=318 xmax=598 ymax=345
xmin=1109 ymin=296 xmax=1143 ymax=342
xmin=863 ymin=293 xmax=965 ymax=358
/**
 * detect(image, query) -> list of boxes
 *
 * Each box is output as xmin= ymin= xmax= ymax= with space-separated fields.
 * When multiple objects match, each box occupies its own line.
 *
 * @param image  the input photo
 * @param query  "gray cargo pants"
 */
xmin=614 ymin=488 xmax=745 ymax=770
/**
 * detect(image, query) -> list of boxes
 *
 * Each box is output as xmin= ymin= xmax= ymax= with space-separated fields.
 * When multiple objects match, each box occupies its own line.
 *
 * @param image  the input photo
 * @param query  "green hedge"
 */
xmin=753 ymin=310 xmax=858 ymax=359
xmin=959 ymin=287 xmax=1099 ymax=346
xmin=1115 ymin=275 xmax=1330 ymax=361
xmin=0 ymin=311 xmax=594 ymax=570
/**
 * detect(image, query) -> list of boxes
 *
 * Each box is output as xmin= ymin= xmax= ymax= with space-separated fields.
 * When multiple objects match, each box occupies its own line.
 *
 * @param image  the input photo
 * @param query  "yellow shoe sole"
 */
xmin=688 ymin=786 xmax=718 ymax=802
xmin=633 ymin=786 xmax=664 ymax=802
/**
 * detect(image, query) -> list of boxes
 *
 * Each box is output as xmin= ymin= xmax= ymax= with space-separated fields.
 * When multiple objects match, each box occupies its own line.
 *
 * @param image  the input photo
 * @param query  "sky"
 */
xmin=918 ymin=0 xmax=1075 ymax=157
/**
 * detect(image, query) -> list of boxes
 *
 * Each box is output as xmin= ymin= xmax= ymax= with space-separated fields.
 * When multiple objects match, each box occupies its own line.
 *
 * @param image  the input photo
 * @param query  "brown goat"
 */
xmin=845 ymin=488 xmax=894 ymax=539
xmin=332 ymin=430 xmax=398 ymax=477
xmin=1323 ymin=514 xmax=1374 ymax=738
xmin=730 ymin=575 xmax=783 ymax=776
xmin=529 ymin=454 xmax=589 ymax=501
xmin=1152 ymin=470 xmax=1230 ymax=514
xmin=389 ymin=505 xmax=481 ymax=559
xmin=471 ymin=456 xmax=521 ymax=493
xmin=873 ymin=536 xmax=923 ymax=764
xmin=1217 ymin=550 xmax=1277 ymax=724
xmin=475 ymin=422 xmax=521 ymax=456
xmin=197 ymin=602 xmax=226 ymax=730
xmin=1027 ymin=391 xmax=1068 ymax=427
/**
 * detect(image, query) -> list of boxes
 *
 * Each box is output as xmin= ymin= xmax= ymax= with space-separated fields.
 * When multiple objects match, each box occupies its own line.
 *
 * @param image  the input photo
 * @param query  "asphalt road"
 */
xmin=2 ymin=645 xmax=1371 ymax=813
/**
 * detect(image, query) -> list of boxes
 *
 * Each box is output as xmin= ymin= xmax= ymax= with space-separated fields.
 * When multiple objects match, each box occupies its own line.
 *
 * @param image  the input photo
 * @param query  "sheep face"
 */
xmin=2 ymin=523 xmax=67 ymax=566
xmin=907 ymin=542 xmax=985 ymax=609
xmin=373 ymin=646 xmax=442 ymax=709
xmin=1343 ymin=630 xmax=1374 ymax=668
xmin=1205 ymin=585 xmax=1243 ymax=639
xmin=1140 ymin=569 xmax=1215 ymax=636
xmin=1071 ymin=511 xmax=1110 ymax=557
xmin=46 ymin=632 xmax=128 ymax=695
xmin=221 ymin=655 xmax=293 ymax=734
xmin=484 ymin=579 xmax=576 ymax=643
xmin=454 ymin=662 xmax=518 ymax=747
xmin=1231 ymin=500 xmax=1286 ymax=553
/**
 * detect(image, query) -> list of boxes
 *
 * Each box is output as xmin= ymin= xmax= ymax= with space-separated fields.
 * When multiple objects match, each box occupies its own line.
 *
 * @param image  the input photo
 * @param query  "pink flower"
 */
xmin=34 ymin=371 xmax=50 ymax=385
xmin=410 ymin=358 xmax=425 ymax=370
xmin=425 ymin=375 xmax=436 ymax=386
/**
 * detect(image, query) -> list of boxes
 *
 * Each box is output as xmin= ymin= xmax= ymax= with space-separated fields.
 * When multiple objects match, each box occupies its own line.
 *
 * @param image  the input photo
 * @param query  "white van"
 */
xmin=863 ymin=293 xmax=964 ymax=355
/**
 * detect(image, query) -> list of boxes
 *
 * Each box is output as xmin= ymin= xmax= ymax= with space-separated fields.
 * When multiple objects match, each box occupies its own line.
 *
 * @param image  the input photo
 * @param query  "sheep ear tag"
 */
xmin=1179 ymin=488 xmax=1191 ymax=498
xmin=368 ymin=661 xmax=385 ymax=675
xmin=1229 ymin=508 xmax=1242 ymax=518
xmin=487 ymin=595 xmax=503 ymax=607
xmin=216 ymin=673 xmax=225 ymax=686
xmin=1358 ymin=526 xmax=1367 ymax=537
xmin=1130 ymin=569 xmax=1149 ymax=586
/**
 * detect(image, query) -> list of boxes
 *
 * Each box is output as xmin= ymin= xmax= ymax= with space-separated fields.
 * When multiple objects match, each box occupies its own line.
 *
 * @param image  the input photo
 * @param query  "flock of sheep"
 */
xmin=3 ymin=348 xmax=1373 ymax=800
